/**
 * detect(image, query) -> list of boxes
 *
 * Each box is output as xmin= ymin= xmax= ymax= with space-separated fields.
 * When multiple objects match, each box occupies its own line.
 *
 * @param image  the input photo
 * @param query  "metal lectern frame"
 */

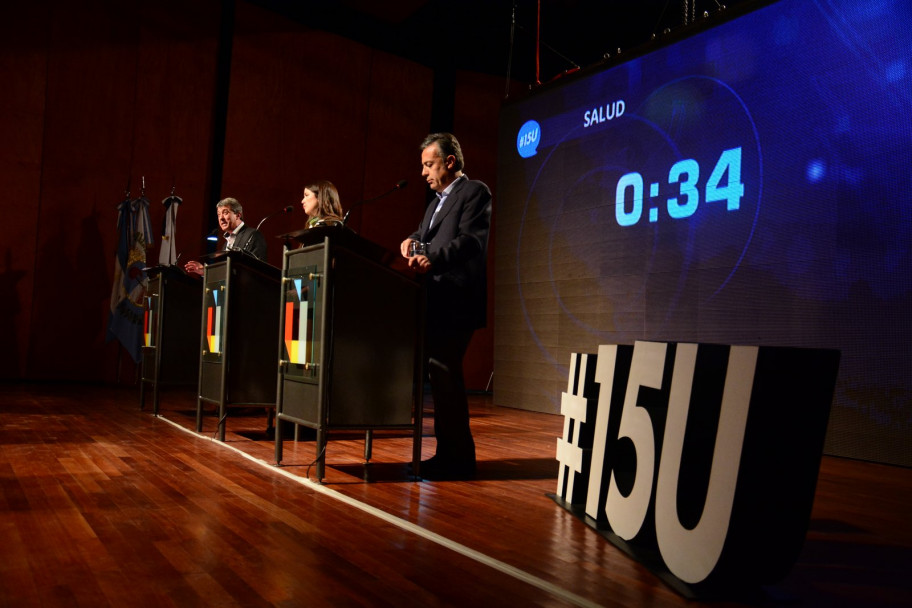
xmin=195 ymin=251 xmax=281 ymax=441
xmin=140 ymin=266 xmax=202 ymax=416
xmin=274 ymin=227 xmax=425 ymax=482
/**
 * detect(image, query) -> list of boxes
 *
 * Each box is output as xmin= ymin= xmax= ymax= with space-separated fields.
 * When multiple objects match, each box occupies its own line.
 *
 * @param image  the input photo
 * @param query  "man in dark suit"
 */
xmin=217 ymin=197 xmax=267 ymax=259
xmin=401 ymin=133 xmax=492 ymax=479
xmin=184 ymin=197 xmax=267 ymax=276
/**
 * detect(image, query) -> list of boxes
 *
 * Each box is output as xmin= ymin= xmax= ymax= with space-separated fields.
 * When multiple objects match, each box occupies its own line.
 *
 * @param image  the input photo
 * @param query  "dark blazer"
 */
xmin=226 ymin=223 xmax=267 ymax=262
xmin=410 ymin=176 xmax=492 ymax=331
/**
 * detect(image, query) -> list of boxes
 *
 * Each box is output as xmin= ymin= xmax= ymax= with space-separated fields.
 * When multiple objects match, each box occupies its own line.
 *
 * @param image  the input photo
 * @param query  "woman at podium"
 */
xmin=301 ymin=180 xmax=344 ymax=228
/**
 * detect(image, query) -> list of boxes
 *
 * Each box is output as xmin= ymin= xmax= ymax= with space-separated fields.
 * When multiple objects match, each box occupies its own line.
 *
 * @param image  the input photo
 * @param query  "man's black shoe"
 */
xmin=413 ymin=455 xmax=476 ymax=480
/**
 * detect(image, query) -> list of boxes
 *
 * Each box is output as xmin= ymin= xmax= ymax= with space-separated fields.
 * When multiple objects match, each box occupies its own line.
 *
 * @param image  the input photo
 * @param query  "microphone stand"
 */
xmin=255 ymin=205 xmax=294 ymax=231
xmin=231 ymin=206 xmax=294 ymax=259
xmin=342 ymin=180 xmax=408 ymax=226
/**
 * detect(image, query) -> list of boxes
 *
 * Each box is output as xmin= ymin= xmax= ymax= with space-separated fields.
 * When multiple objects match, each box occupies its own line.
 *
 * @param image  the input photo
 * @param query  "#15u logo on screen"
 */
xmin=516 ymin=120 xmax=541 ymax=158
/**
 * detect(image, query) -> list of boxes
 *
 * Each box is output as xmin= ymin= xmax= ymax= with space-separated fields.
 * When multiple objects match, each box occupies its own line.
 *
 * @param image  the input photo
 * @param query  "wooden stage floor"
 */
xmin=0 ymin=382 xmax=909 ymax=607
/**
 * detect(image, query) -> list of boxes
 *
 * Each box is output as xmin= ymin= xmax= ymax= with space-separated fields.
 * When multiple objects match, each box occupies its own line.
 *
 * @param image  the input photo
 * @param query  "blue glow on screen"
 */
xmin=496 ymin=0 xmax=912 ymax=464
xmin=806 ymin=160 xmax=825 ymax=183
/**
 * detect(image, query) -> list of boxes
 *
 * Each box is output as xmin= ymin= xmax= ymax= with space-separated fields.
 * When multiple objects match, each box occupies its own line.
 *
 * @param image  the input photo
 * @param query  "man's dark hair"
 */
xmin=217 ymin=197 xmax=244 ymax=219
xmin=421 ymin=133 xmax=465 ymax=172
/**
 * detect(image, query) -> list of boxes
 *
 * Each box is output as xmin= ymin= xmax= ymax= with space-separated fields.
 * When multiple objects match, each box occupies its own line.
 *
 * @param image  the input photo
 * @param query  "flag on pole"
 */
xmin=107 ymin=195 xmax=153 ymax=363
xmin=159 ymin=194 xmax=181 ymax=265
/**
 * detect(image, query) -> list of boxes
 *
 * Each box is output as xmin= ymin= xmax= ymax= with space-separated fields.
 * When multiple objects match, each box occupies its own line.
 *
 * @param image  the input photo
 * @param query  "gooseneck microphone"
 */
xmin=255 ymin=205 xmax=295 ymax=231
xmin=237 ymin=205 xmax=293 ymax=254
xmin=341 ymin=180 xmax=408 ymax=225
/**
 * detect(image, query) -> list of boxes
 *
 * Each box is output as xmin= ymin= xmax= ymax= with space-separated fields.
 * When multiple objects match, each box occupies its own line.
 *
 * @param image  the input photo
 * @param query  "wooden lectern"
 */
xmin=140 ymin=265 xmax=203 ymax=415
xmin=195 ymin=250 xmax=281 ymax=441
xmin=275 ymin=226 xmax=424 ymax=481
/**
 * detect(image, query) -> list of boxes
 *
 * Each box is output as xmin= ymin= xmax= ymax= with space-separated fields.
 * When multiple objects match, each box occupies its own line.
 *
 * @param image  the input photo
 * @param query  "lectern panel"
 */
xmin=328 ymin=248 xmax=418 ymax=427
xmin=200 ymin=360 xmax=222 ymax=402
xmin=281 ymin=379 xmax=319 ymax=426
xmin=195 ymin=252 xmax=281 ymax=439
xmin=139 ymin=268 xmax=203 ymax=413
xmin=282 ymin=264 xmax=322 ymax=381
xmin=275 ymin=229 xmax=424 ymax=478
xmin=141 ymin=349 xmax=156 ymax=382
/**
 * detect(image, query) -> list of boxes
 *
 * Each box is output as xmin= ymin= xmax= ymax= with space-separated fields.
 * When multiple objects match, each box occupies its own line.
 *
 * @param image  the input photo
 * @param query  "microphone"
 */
xmin=342 ymin=180 xmax=408 ymax=225
xmin=255 ymin=205 xmax=295 ymax=231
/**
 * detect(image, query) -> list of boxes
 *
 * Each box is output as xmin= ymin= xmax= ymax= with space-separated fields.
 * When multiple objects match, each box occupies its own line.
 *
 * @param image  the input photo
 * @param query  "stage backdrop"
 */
xmin=0 ymin=0 xmax=500 ymax=391
xmin=495 ymin=0 xmax=911 ymax=467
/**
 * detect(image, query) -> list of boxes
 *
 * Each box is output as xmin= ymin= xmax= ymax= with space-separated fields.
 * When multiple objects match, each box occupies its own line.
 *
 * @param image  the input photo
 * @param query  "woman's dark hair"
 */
xmin=304 ymin=180 xmax=343 ymax=221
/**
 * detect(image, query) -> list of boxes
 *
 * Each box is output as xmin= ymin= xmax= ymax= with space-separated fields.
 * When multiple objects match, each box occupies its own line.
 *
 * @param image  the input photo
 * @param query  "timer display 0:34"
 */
xmin=615 ymin=147 xmax=745 ymax=226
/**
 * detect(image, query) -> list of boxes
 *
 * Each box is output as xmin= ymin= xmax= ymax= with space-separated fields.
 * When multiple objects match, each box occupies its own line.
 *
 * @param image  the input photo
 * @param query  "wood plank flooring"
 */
xmin=0 ymin=382 xmax=909 ymax=607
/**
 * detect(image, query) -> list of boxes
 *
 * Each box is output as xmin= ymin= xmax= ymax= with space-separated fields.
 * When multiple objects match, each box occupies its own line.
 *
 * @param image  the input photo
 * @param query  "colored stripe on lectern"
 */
xmin=285 ymin=300 xmax=301 ymax=363
xmin=207 ymin=290 xmax=222 ymax=353
xmin=143 ymin=307 xmax=152 ymax=347
xmin=284 ymin=279 xmax=309 ymax=365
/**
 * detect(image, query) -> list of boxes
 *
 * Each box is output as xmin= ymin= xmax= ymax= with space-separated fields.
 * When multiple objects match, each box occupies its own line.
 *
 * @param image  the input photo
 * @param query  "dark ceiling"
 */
xmin=251 ymin=0 xmax=757 ymax=87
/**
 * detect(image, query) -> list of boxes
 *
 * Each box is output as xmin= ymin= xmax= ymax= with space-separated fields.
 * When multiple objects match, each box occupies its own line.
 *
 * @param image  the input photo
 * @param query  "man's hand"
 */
xmin=184 ymin=260 xmax=204 ymax=277
xmin=407 ymin=254 xmax=431 ymax=273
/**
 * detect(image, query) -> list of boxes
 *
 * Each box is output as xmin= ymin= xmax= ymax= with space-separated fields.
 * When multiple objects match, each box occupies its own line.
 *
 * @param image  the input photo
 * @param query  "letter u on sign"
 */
xmin=553 ymin=341 xmax=840 ymax=598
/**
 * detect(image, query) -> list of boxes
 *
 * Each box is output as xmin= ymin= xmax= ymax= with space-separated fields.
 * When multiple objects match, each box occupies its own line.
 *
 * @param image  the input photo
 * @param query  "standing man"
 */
xmin=401 ymin=133 xmax=492 ymax=479
xmin=185 ymin=197 xmax=267 ymax=276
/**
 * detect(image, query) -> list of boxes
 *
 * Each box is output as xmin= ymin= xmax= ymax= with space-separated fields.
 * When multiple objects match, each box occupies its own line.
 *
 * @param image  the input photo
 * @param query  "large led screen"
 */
xmin=496 ymin=0 xmax=911 ymax=466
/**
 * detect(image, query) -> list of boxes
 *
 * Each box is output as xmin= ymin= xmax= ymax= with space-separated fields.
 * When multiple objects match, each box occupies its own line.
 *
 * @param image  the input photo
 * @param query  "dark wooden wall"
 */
xmin=0 ymin=0 xmax=504 ymax=389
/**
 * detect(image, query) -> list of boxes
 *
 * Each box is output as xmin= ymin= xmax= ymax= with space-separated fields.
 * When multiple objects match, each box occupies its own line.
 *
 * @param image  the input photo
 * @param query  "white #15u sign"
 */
xmin=555 ymin=341 xmax=839 ymax=597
